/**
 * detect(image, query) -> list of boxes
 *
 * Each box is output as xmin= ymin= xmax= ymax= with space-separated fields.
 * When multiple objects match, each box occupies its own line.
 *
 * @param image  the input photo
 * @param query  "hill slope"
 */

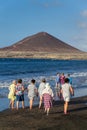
xmin=0 ymin=32 xmax=82 ymax=53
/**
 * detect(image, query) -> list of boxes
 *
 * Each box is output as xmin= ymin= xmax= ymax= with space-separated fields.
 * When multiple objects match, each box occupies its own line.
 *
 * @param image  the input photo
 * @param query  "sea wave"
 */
xmin=0 ymin=71 xmax=87 ymax=89
xmin=0 ymin=71 xmax=87 ymax=101
xmin=72 ymin=72 xmax=87 ymax=77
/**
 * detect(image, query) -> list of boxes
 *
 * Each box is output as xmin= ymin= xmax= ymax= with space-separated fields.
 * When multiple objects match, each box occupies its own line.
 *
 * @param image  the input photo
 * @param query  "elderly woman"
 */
xmin=38 ymin=78 xmax=46 ymax=109
xmin=42 ymin=83 xmax=54 ymax=116
xmin=8 ymin=80 xmax=17 ymax=109
xmin=27 ymin=79 xmax=38 ymax=110
xmin=15 ymin=79 xmax=25 ymax=110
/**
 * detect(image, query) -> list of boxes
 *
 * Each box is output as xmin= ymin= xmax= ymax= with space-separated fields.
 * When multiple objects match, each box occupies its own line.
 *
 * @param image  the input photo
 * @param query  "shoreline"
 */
xmin=0 ymin=87 xmax=87 ymax=112
xmin=1 ymin=95 xmax=87 ymax=112
xmin=0 ymin=95 xmax=87 ymax=130
xmin=0 ymin=51 xmax=87 ymax=60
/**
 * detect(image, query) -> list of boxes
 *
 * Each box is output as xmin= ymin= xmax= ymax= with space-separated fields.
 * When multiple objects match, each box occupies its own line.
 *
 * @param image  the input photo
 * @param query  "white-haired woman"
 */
xmin=42 ymin=83 xmax=54 ymax=116
xmin=8 ymin=80 xmax=17 ymax=109
xmin=38 ymin=78 xmax=46 ymax=109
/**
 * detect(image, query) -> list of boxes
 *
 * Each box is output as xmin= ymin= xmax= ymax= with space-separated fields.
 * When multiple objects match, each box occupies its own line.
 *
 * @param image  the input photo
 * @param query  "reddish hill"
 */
xmin=0 ymin=32 xmax=82 ymax=53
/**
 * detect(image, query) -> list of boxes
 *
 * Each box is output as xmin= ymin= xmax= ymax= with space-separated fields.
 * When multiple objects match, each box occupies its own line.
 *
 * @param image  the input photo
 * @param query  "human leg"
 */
xmin=64 ymin=101 xmax=68 ymax=114
xmin=21 ymin=95 xmax=24 ymax=109
xmin=16 ymin=101 xmax=19 ymax=110
xmin=47 ymin=108 xmax=50 ymax=116
xmin=9 ymin=100 xmax=12 ymax=108
xmin=22 ymin=101 xmax=25 ymax=109
xmin=11 ymin=100 xmax=15 ymax=109
xmin=16 ymin=95 xmax=20 ymax=110
xmin=30 ymin=99 xmax=33 ymax=110
xmin=39 ymin=96 xmax=42 ymax=108
xmin=44 ymin=107 xmax=47 ymax=112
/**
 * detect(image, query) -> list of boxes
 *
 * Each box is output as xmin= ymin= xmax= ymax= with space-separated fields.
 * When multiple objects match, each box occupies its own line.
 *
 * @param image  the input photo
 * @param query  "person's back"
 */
xmin=8 ymin=80 xmax=17 ymax=109
xmin=38 ymin=78 xmax=46 ymax=109
xmin=55 ymin=73 xmax=61 ymax=98
xmin=15 ymin=79 xmax=25 ymax=110
xmin=61 ymin=78 xmax=74 ymax=114
xmin=9 ymin=81 xmax=16 ymax=96
xmin=28 ymin=83 xmax=37 ymax=97
xmin=62 ymin=82 xmax=71 ymax=98
xmin=67 ymin=74 xmax=72 ymax=85
xmin=16 ymin=83 xmax=24 ymax=96
xmin=60 ymin=73 xmax=65 ymax=85
xmin=38 ymin=82 xmax=46 ymax=96
xmin=55 ymin=73 xmax=60 ymax=85
xmin=27 ymin=79 xmax=37 ymax=110
xmin=42 ymin=83 xmax=54 ymax=115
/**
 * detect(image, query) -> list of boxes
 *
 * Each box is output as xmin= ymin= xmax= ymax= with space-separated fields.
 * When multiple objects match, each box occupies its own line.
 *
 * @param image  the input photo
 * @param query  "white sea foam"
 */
xmin=0 ymin=72 xmax=87 ymax=112
xmin=71 ymin=72 xmax=87 ymax=77
xmin=0 ymin=71 xmax=87 ymax=98
xmin=0 ymin=72 xmax=87 ymax=88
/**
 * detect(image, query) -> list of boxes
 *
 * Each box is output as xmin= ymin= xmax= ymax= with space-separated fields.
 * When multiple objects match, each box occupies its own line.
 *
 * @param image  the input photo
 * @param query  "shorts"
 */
xmin=55 ymin=83 xmax=61 ymax=93
xmin=28 ymin=95 xmax=34 ymax=100
xmin=16 ymin=94 xmax=24 ymax=101
xmin=63 ymin=96 xmax=70 ymax=102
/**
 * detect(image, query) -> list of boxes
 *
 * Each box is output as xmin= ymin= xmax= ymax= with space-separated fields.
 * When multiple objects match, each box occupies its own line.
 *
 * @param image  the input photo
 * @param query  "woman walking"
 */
xmin=38 ymin=78 xmax=46 ymax=109
xmin=15 ymin=79 xmax=25 ymax=110
xmin=42 ymin=83 xmax=54 ymax=116
xmin=61 ymin=78 xmax=74 ymax=114
xmin=27 ymin=79 xmax=38 ymax=110
xmin=8 ymin=80 xmax=17 ymax=109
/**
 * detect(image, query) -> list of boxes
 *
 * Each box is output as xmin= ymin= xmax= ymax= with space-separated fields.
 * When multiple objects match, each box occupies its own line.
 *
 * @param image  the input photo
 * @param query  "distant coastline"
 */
xmin=0 ymin=51 xmax=87 ymax=60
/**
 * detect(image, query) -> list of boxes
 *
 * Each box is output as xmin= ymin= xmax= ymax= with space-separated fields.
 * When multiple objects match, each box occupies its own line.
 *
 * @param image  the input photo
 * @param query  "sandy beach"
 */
xmin=0 ymin=96 xmax=87 ymax=130
xmin=0 ymin=51 xmax=87 ymax=60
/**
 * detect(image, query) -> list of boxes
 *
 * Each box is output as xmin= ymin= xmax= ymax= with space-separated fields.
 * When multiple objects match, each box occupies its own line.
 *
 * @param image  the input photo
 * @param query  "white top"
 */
xmin=38 ymin=82 xmax=46 ymax=96
xmin=61 ymin=83 xmax=71 ymax=98
xmin=28 ymin=83 xmax=37 ymax=98
xmin=42 ymin=83 xmax=54 ymax=97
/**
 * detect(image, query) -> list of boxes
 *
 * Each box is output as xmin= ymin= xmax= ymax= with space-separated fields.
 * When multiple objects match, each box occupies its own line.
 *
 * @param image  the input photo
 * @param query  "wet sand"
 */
xmin=0 ymin=96 xmax=87 ymax=130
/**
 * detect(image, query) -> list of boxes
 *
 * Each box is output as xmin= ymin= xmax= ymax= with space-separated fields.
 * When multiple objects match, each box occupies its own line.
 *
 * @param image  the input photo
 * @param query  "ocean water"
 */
xmin=0 ymin=58 xmax=87 ymax=111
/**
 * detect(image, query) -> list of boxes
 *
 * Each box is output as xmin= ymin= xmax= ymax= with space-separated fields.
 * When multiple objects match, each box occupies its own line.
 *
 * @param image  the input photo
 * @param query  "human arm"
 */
xmin=60 ymin=88 xmax=63 ymax=95
xmin=34 ymin=87 xmax=38 ymax=96
xmin=70 ymin=86 xmax=74 ymax=96
xmin=22 ymin=85 xmax=25 ymax=92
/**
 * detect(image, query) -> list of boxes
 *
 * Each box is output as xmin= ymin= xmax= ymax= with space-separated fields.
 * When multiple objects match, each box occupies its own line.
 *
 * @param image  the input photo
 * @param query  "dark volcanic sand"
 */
xmin=0 ymin=96 xmax=87 ymax=130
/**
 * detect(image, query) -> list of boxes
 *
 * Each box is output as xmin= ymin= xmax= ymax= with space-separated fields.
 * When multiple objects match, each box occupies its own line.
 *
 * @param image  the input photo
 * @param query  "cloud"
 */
xmin=43 ymin=0 xmax=61 ymax=8
xmin=72 ymin=30 xmax=87 ymax=51
xmin=78 ymin=22 xmax=87 ymax=28
xmin=81 ymin=10 xmax=87 ymax=17
xmin=79 ymin=10 xmax=87 ymax=29
xmin=32 ymin=0 xmax=61 ymax=8
xmin=74 ymin=10 xmax=87 ymax=51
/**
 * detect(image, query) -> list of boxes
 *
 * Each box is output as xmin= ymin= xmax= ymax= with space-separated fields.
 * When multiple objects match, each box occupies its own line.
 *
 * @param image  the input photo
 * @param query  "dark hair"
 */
xmin=42 ymin=78 xmax=46 ymax=83
xmin=64 ymin=78 xmax=69 ymax=83
xmin=31 ymin=79 xmax=35 ymax=84
xmin=68 ymin=74 xmax=70 ymax=77
xmin=18 ymin=79 xmax=22 ymax=83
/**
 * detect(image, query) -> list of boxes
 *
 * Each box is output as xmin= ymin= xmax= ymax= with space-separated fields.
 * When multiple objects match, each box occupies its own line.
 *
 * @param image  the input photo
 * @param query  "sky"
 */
xmin=0 ymin=0 xmax=87 ymax=52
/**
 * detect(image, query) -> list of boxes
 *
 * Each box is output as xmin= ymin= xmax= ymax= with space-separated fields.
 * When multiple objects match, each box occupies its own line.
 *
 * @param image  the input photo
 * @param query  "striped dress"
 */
xmin=43 ymin=93 xmax=52 ymax=109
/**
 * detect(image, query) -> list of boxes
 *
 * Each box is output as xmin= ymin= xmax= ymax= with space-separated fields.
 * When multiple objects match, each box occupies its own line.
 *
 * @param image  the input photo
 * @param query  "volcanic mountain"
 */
xmin=0 ymin=32 xmax=82 ymax=53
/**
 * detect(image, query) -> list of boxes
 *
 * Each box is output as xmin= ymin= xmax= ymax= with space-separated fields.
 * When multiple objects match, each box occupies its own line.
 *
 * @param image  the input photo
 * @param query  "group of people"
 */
xmin=8 ymin=73 xmax=74 ymax=115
